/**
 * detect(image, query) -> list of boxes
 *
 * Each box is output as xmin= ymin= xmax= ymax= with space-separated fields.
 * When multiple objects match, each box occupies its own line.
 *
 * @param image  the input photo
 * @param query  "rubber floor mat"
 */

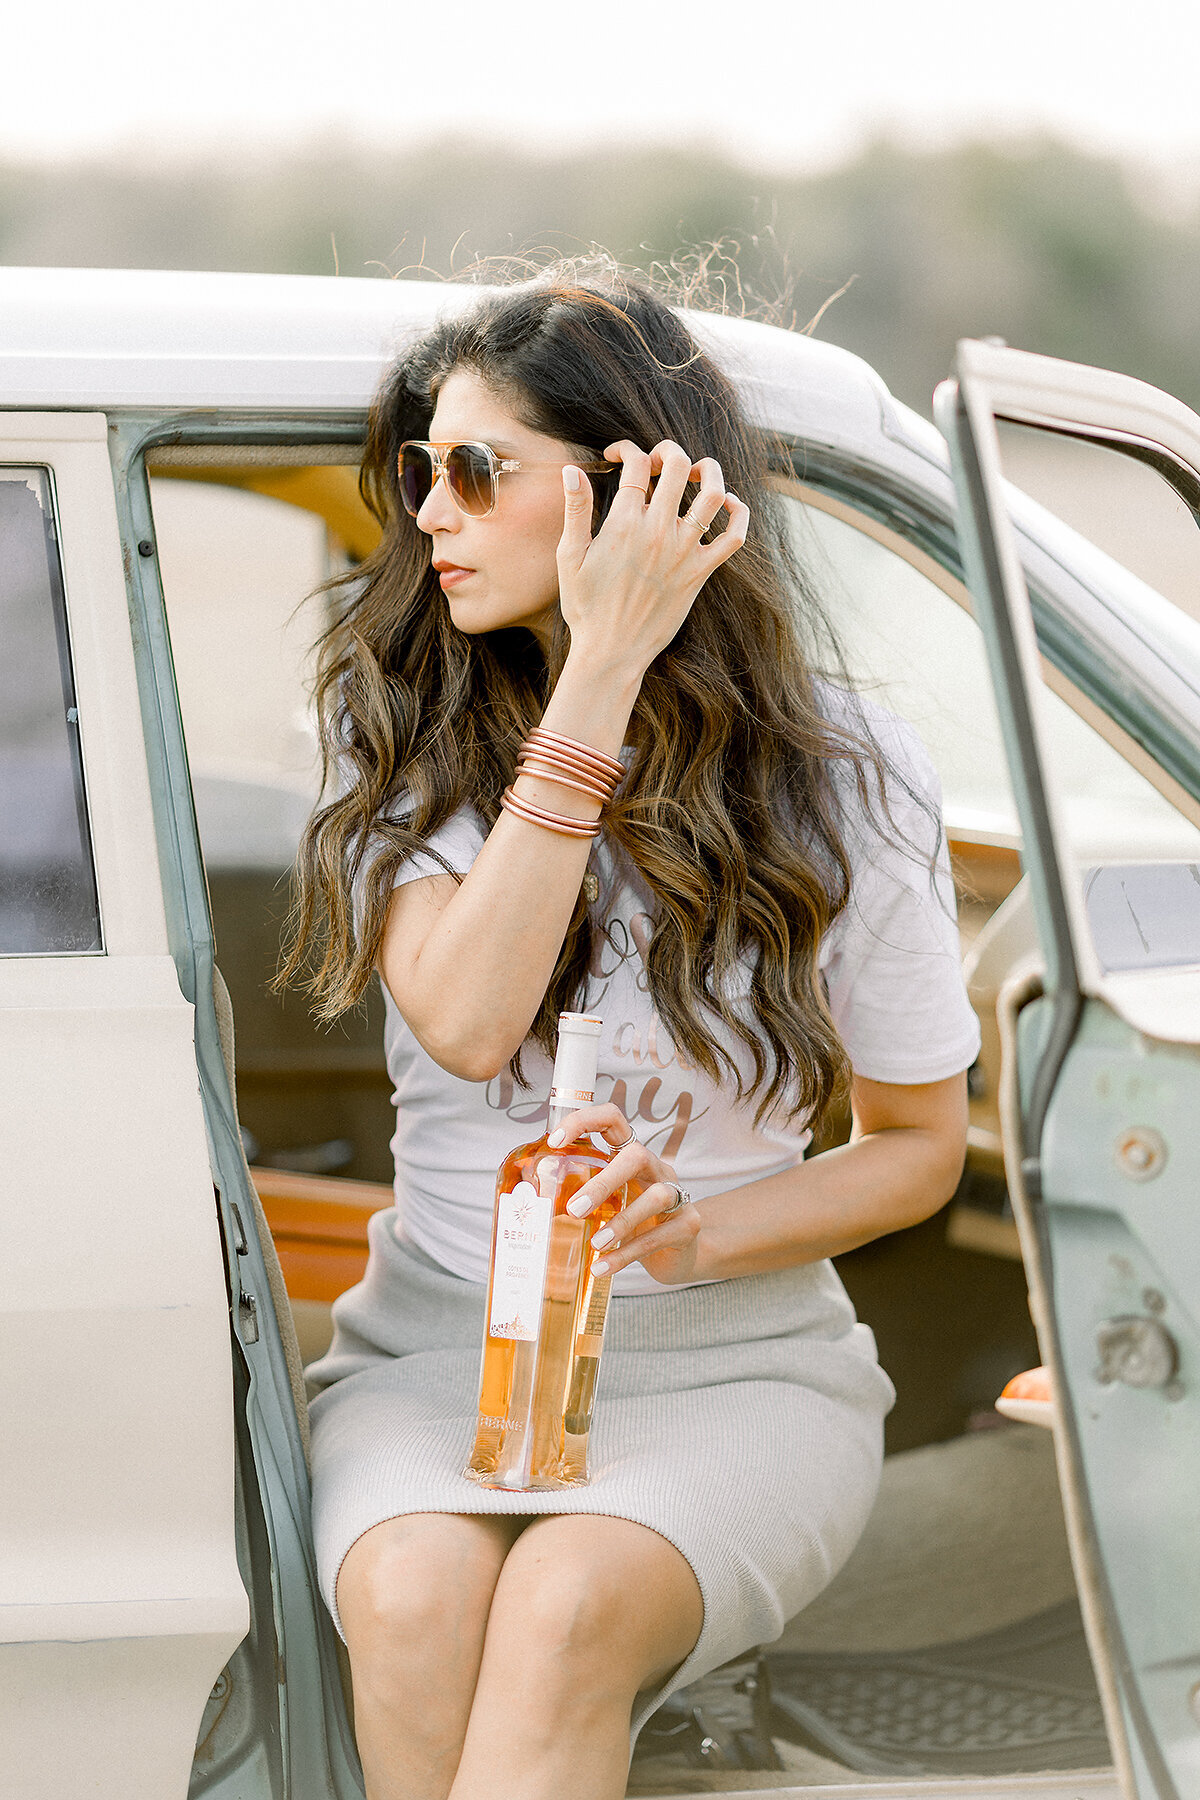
xmin=766 ymin=1598 xmax=1109 ymax=1777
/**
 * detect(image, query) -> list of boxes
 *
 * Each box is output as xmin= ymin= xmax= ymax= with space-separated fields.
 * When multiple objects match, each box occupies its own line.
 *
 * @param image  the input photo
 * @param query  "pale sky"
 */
xmin=7 ymin=0 xmax=1200 ymax=185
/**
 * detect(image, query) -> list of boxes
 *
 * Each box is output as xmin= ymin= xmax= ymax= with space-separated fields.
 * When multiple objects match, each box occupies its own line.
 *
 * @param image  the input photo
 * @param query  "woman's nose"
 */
xmin=416 ymin=474 xmax=460 ymax=534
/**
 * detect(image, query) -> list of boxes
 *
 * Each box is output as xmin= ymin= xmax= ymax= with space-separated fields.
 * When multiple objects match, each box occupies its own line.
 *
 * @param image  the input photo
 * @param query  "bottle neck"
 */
xmin=547 ymin=1092 xmax=593 ymax=1137
xmin=546 ymin=1019 xmax=601 ymax=1141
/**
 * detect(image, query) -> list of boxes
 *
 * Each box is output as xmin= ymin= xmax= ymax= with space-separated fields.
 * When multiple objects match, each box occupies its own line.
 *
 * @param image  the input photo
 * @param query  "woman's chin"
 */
xmin=445 ymin=593 xmax=500 ymax=635
xmin=447 ymin=595 xmax=556 ymax=642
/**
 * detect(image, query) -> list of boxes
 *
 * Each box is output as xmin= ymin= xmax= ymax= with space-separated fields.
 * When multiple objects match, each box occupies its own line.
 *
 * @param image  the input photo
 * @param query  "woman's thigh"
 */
xmin=482 ymin=1514 xmax=704 ymax=1697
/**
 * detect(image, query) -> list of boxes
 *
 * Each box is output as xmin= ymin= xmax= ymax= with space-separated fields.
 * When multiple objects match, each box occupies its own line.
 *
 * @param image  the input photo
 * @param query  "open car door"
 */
xmin=936 ymin=345 xmax=1200 ymax=1800
xmin=105 ymin=410 xmax=366 ymax=1800
xmin=0 ymin=419 xmax=248 ymax=1797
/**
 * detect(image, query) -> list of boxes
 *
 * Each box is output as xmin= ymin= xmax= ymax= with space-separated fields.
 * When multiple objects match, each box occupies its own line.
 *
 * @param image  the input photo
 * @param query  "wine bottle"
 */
xmin=464 ymin=1012 xmax=623 ymax=1489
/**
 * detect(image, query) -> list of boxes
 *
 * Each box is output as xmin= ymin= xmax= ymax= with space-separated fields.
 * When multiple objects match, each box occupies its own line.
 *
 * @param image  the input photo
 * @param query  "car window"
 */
xmin=782 ymin=491 xmax=1200 ymax=863
xmin=997 ymin=419 xmax=1200 ymax=628
xmin=149 ymin=476 xmax=331 ymax=864
xmin=148 ymin=470 xmax=393 ymax=1185
xmin=0 ymin=467 xmax=101 ymax=955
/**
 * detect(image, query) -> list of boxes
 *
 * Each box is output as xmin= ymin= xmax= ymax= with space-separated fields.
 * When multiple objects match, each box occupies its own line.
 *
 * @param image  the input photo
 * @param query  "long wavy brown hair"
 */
xmin=278 ymin=262 xmax=920 ymax=1130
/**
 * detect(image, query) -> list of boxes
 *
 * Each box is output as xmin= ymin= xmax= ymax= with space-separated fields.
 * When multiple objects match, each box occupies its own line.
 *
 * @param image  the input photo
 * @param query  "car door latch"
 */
xmin=238 ymin=1291 xmax=260 ymax=1344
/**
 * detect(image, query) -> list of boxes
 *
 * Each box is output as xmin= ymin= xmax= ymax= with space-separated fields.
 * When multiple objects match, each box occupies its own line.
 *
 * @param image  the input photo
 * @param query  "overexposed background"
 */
xmin=7 ymin=0 xmax=1200 ymax=184
xmin=7 ymin=0 xmax=1200 ymax=422
xmin=11 ymin=0 xmax=1200 ymax=867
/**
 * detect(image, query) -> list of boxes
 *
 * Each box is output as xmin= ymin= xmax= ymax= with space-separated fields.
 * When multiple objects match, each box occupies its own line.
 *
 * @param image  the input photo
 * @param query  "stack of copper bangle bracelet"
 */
xmin=501 ymin=726 xmax=626 ymax=839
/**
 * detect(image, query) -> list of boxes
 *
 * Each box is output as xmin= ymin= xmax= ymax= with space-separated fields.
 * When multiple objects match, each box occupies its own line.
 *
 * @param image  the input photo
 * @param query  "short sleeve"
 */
xmin=325 ymin=702 xmax=487 ymax=941
xmin=389 ymin=806 xmax=487 ymax=889
xmin=338 ymin=773 xmax=486 ymax=944
xmin=819 ymin=715 xmax=981 ymax=1085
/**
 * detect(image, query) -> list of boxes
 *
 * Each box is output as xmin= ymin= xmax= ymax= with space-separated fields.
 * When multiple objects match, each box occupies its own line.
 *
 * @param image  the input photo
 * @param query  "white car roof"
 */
xmin=6 ymin=266 xmax=1200 ymax=791
xmin=0 ymin=266 xmax=917 ymax=461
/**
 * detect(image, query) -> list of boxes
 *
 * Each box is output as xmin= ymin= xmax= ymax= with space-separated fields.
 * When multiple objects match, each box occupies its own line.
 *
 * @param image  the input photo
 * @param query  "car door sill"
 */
xmin=644 ymin=1772 xmax=1118 ymax=1800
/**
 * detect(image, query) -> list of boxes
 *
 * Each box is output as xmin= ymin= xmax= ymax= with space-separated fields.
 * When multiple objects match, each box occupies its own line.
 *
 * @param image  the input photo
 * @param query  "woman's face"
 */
xmin=414 ymin=367 xmax=578 ymax=649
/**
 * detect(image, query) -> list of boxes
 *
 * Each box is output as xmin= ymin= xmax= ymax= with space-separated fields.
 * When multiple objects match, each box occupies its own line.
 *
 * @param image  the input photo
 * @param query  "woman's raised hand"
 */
xmin=556 ymin=439 xmax=750 ymax=676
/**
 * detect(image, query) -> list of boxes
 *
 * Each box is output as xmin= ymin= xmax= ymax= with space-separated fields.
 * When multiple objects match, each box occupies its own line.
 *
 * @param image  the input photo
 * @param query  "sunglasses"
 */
xmin=398 ymin=439 xmax=617 ymax=519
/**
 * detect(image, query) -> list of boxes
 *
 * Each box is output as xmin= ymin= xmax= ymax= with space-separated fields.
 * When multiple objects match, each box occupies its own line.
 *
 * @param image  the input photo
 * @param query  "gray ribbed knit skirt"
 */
xmin=306 ymin=1209 xmax=894 ymax=1739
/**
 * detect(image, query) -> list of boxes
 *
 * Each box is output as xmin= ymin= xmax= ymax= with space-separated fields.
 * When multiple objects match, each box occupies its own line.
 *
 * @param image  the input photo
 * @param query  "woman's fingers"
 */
xmin=643 ymin=440 xmax=696 ymax=520
xmin=564 ymin=1144 xmax=656 ymax=1216
xmin=603 ymin=440 xmax=655 ymax=509
xmin=547 ymin=1100 xmax=634 ymax=1151
xmin=558 ymin=438 xmax=748 ymax=673
xmin=592 ymin=1190 xmax=701 ymax=1276
xmin=678 ymin=457 xmax=727 ymax=534
xmin=697 ymin=492 xmax=750 ymax=569
xmin=549 ymin=1101 xmax=645 ymax=1215
xmin=595 ymin=437 xmax=748 ymax=564
xmin=557 ymin=464 xmax=596 ymax=572
xmin=588 ymin=1178 xmax=679 ymax=1239
xmin=540 ymin=1095 xmax=696 ymax=1275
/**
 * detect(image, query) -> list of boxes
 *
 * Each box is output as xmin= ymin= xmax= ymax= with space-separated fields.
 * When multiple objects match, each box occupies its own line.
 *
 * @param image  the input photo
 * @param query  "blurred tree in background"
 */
xmin=3 ymin=134 xmax=1197 ymax=415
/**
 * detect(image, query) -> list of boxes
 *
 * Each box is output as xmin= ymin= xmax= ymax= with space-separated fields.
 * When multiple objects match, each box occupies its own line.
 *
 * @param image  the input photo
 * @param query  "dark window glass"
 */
xmin=0 ymin=469 xmax=102 ymax=953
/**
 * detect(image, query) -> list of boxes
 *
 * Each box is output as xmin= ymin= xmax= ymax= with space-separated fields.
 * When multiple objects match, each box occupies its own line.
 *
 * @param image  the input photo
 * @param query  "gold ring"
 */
xmin=619 ymin=484 xmax=649 ymax=498
xmin=681 ymin=511 xmax=708 ymax=533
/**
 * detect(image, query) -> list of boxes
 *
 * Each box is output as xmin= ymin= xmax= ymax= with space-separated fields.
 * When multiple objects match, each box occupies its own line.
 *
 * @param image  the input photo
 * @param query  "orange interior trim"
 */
xmin=250 ymin=1166 xmax=393 ymax=1304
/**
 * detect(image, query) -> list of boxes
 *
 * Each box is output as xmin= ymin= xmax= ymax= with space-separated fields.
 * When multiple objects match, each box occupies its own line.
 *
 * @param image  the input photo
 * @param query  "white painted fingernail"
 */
xmin=547 ymin=1128 xmax=565 ymax=1147
xmin=563 ymin=465 xmax=581 ymax=492
xmin=566 ymin=1192 xmax=591 ymax=1215
xmin=591 ymin=1226 xmax=615 ymax=1249
xmin=591 ymin=1257 xmax=610 ymax=1275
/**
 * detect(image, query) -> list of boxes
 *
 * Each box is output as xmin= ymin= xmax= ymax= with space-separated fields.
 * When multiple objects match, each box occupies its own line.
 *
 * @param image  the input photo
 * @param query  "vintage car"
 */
xmin=4 ymin=265 xmax=1199 ymax=1800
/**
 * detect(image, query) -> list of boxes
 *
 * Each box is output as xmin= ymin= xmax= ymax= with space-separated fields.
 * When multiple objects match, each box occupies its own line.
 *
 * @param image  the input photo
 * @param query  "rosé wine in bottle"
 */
xmin=464 ymin=1012 xmax=624 ymax=1489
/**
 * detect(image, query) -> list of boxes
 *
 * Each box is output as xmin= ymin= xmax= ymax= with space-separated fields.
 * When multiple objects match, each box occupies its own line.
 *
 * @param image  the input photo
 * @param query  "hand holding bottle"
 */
xmin=552 ymin=1100 xmax=704 ymax=1287
xmin=556 ymin=439 xmax=749 ymax=677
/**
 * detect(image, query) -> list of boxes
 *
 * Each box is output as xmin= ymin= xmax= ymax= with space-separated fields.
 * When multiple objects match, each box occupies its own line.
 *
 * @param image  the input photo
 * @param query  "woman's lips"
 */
xmin=435 ymin=564 xmax=474 ymax=590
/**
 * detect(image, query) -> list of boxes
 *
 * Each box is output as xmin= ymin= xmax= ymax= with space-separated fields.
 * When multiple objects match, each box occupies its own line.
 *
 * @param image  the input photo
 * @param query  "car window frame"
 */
xmin=771 ymin=459 xmax=1200 ymax=843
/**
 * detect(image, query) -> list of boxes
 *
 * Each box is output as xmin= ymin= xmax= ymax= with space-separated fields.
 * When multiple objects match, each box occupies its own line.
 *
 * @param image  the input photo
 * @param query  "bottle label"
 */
xmin=489 ymin=1180 xmax=553 ymax=1341
xmin=583 ymin=1273 xmax=611 ymax=1336
xmin=576 ymin=1272 xmax=612 ymax=1356
xmin=549 ymin=1084 xmax=594 ymax=1107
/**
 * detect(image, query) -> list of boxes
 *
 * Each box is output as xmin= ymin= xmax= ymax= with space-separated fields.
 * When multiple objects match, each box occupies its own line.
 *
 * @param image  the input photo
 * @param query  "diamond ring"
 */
xmin=663 ymin=1182 xmax=690 ymax=1214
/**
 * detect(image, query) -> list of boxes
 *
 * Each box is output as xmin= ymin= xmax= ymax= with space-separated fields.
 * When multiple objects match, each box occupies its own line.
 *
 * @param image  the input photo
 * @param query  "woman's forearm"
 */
xmin=378 ymin=650 xmax=643 ymax=1079
xmin=691 ymin=1123 xmax=966 ymax=1282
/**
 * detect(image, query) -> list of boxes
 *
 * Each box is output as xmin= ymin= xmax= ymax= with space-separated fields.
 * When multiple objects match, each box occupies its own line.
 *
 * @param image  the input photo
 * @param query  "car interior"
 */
xmin=146 ymin=442 xmax=1124 ymax=1792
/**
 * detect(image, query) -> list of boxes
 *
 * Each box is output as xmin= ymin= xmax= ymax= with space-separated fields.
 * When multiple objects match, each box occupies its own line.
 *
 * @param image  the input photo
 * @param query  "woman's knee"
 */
xmin=505 ymin=1544 xmax=624 ymax=1662
xmin=337 ymin=1513 xmax=514 ymax=1660
xmin=488 ymin=1518 xmax=703 ymax=1691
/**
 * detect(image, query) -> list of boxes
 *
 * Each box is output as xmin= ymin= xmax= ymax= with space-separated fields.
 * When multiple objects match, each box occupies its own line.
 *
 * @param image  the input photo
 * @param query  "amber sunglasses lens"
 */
xmin=446 ymin=443 xmax=496 ymax=516
xmin=399 ymin=445 xmax=434 ymax=517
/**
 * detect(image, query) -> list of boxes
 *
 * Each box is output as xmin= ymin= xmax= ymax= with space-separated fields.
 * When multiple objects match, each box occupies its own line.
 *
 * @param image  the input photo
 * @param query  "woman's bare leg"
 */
xmin=449 ymin=1514 xmax=704 ymax=1800
xmin=336 ymin=1512 xmax=525 ymax=1800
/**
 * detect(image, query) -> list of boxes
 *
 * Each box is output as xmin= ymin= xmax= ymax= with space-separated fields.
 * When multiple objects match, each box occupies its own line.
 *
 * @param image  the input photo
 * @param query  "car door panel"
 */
xmin=0 ymin=417 xmax=247 ymax=1800
xmin=107 ymin=412 xmax=365 ymax=1799
xmin=939 ymin=348 xmax=1200 ymax=1800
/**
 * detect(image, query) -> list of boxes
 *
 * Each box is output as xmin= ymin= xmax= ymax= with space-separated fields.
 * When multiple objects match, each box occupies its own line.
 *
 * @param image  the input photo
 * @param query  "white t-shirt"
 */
xmin=368 ymin=693 xmax=981 ymax=1296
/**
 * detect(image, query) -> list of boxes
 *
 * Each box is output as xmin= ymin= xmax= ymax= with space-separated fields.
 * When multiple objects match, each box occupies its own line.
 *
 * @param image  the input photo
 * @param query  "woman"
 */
xmin=287 ymin=266 xmax=980 ymax=1800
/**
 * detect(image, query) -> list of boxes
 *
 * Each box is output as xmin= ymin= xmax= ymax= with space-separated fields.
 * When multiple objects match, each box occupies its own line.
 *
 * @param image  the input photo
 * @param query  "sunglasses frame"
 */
xmin=398 ymin=439 xmax=617 ymax=518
